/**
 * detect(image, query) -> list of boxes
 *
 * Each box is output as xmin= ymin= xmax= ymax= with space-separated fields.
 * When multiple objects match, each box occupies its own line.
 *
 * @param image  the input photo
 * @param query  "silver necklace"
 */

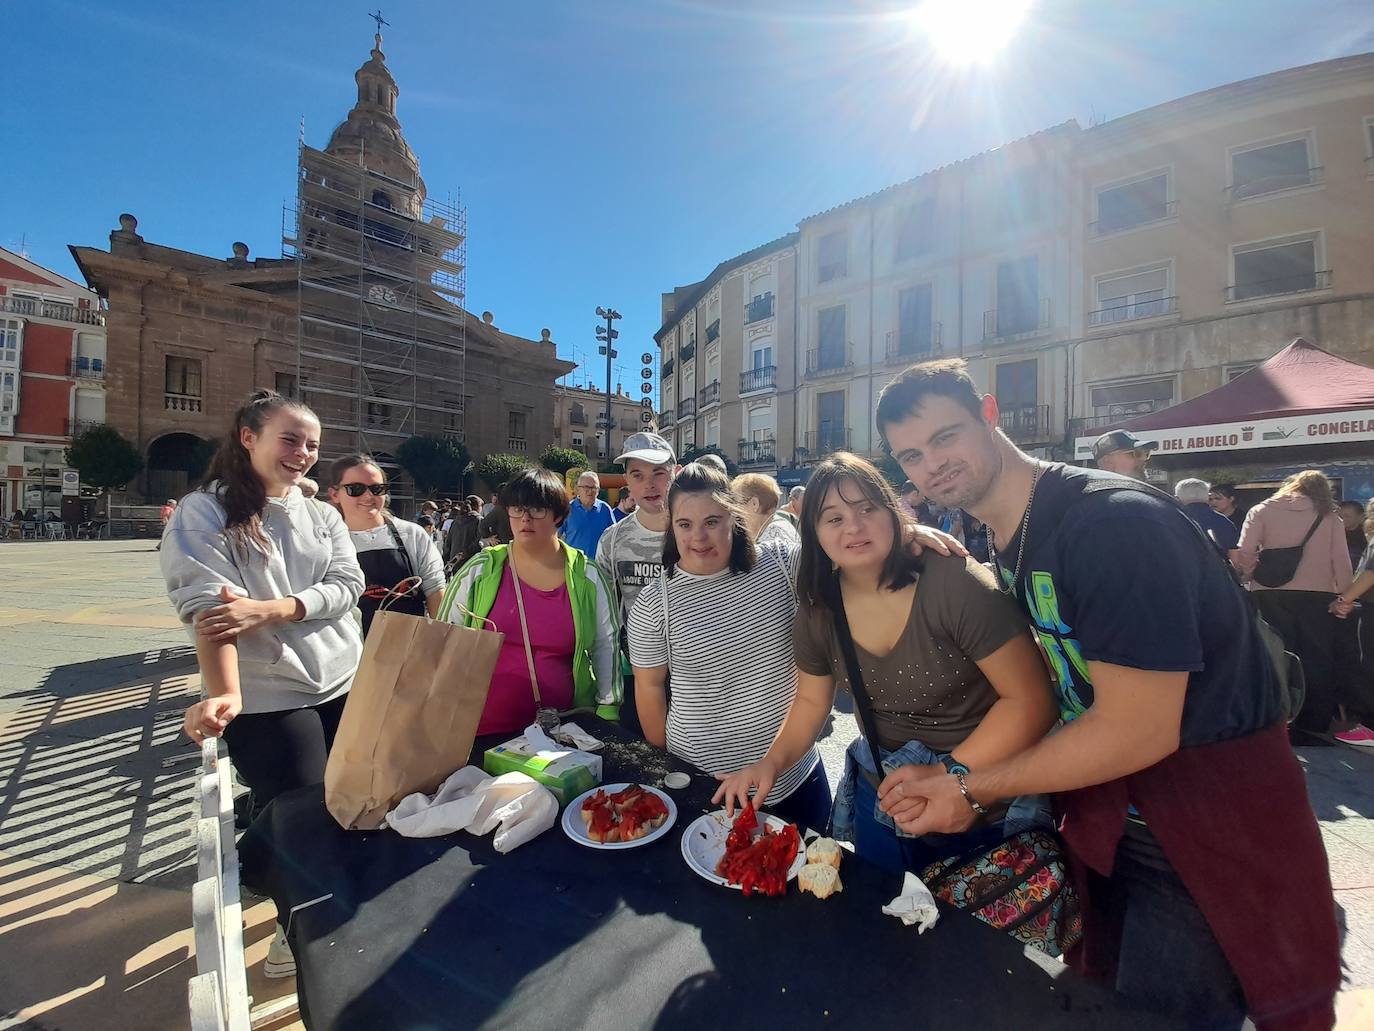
xmin=988 ymin=461 xmax=1043 ymax=596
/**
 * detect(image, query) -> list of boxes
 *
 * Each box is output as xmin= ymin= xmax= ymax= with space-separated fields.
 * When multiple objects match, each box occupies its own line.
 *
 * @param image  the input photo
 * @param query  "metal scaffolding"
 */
xmin=282 ymin=137 xmax=467 ymax=504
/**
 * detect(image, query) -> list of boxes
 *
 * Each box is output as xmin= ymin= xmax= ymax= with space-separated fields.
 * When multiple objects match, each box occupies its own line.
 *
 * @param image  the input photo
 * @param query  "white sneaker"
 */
xmin=264 ymin=926 xmax=296 ymax=979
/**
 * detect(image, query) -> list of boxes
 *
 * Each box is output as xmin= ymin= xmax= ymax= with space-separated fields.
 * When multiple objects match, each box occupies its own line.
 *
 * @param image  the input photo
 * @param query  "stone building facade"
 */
xmin=68 ymin=34 xmax=570 ymax=504
xmin=551 ymin=382 xmax=649 ymax=464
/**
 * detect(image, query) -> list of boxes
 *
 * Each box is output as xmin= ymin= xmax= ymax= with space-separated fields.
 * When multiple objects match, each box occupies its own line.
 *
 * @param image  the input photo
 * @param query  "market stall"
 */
xmin=239 ymin=720 xmax=1167 ymax=1031
xmin=1073 ymin=339 xmax=1374 ymax=501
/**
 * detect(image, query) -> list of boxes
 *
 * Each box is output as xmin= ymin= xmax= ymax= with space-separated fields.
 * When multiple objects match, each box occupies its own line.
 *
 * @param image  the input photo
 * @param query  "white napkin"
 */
xmin=385 ymin=767 xmax=558 ymax=852
xmin=882 ymin=871 xmax=940 ymax=933
xmin=552 ymin=721 xmax=602 ymax=752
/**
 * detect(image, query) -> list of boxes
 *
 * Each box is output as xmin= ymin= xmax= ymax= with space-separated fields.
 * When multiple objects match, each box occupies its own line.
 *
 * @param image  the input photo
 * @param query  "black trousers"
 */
xmin=1256 ymin=590 xmax=1339 ymax=733
xmin=222 ymin=694 xmax=348 ymax=819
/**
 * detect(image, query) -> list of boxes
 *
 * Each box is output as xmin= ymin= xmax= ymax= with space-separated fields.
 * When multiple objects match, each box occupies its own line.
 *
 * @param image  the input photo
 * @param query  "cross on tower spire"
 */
xmin=368 ymin=9 xmax=389 ymax=39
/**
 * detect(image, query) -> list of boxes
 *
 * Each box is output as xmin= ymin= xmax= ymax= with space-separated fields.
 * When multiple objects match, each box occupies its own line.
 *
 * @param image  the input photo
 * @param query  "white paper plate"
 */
xmin=680 ymin=809 xmax=807 ymax=890
xmin=561 ymin=783 xmax=678 ymax=850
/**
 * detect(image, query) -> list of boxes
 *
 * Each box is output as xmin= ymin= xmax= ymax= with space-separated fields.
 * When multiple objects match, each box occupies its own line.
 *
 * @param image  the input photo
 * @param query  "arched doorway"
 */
xmin=146 ymin=432 xmax=213 ymax=502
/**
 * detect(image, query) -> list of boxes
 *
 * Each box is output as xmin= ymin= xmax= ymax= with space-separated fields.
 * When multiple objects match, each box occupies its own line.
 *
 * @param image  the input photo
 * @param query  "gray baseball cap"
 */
xmin=1091 ymin=429 xmax=1159 ymax=460
xmin=615 ymin=431 xmax=676 ymax=466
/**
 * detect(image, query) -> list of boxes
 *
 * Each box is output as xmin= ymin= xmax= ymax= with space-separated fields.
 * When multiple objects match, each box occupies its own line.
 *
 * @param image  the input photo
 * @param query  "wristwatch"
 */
xmin=955 ymin=771 xmax=989 ymax=817
xmin=939 ymin=754 xmax=970 ymax=777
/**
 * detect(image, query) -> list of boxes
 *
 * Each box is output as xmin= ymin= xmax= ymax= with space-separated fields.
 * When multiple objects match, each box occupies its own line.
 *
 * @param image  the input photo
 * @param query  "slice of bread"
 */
xmin=798 ymin=863 xmax=843 ymax=899
xmin=806 ymin=837 xmax=843 ymax=870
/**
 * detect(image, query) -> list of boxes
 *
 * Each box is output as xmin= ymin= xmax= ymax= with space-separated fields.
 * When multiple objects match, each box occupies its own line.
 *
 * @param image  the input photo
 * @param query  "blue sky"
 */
xmin=5 ymin=1 xmax=1373 ymax=401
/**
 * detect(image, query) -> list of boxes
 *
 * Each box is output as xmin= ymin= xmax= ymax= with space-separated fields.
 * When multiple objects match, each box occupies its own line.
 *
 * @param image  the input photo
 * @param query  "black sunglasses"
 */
xmin=341 ymin=483 xmax=389 ymax=497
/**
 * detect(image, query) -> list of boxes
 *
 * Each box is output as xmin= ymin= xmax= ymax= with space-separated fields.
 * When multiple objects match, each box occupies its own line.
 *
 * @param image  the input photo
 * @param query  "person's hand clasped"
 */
xmin=877 ymin=763 xmax=976 ymax=836
xmin=195 ymin=586 xmax=289 ymax=642
xmin=712 ymin=758 xmax=779 ymax=818
xmin=1330 ymin=597 xmax=1355 ymax=618
xmin=905 ymin=524 xmax=968 ymax=559
xmin=183 ymin=695 xmax=242 ymax=743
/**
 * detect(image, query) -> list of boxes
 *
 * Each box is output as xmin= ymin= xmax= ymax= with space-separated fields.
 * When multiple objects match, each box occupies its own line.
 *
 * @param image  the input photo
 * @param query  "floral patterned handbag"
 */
xmin=920 ymin=828 xmax=1083 ymax=956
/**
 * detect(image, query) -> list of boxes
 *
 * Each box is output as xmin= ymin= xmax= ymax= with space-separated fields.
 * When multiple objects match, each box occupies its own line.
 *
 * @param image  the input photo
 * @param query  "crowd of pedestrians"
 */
xmin=157 ymin=375 xmax=1362 ymax=1026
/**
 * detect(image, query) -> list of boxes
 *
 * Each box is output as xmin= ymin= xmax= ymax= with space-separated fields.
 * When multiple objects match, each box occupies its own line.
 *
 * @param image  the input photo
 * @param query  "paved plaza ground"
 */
xmin=0 ymin=540 xmax=1370 ymax=1029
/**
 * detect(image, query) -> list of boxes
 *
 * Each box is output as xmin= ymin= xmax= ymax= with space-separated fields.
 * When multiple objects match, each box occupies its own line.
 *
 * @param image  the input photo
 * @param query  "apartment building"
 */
xmin=655 ymin=234 xmax=799 ymax=473
xmin=794 ymin=122 xmax=1079 ymax=465
xmin=551 ymin=382 xmax=649 ymax=464
xmin=0 ymin=247 xmax=106 ymax=517
xmin=656 ymin=53 xmax=1374 ymax=482
xmin=1070 ymin=53 xmax=1374 ymax=461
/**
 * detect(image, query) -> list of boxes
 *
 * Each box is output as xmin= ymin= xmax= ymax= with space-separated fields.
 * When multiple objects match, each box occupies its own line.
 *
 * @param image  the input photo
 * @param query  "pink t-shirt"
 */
xmin=476 ymin=566 xmax=577 ymax=736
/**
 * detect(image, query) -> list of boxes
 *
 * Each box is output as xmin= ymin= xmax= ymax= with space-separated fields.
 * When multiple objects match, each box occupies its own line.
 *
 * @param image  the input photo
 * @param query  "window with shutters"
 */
xmin=817 ymin=230 xmax=848 ymax=284
xmin=1091 ymin=266 xmax=1172 ymax=325
xmin=1088 ymin=377 xmax=1174 ymax=421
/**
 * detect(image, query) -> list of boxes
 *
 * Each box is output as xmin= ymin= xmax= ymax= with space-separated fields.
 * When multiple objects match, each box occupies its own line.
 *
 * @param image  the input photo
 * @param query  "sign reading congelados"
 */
xmin=1074 ymin=412 xmax=1374 ymax=459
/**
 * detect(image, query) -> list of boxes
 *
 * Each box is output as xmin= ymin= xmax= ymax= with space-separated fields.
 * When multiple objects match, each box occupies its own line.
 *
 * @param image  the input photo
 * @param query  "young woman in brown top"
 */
xmin=715 ymin=453 xmax=1056 ymax=872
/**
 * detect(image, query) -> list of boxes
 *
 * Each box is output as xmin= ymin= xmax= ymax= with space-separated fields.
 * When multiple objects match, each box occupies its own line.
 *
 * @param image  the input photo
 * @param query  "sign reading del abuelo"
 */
xmin=1074 ymin=411 xmax=1374 ymax=460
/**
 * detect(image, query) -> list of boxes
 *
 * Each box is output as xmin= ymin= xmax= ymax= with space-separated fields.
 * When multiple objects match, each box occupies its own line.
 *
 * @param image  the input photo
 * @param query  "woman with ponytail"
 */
xmin=160 ymin=390 xmax=365 ymax=819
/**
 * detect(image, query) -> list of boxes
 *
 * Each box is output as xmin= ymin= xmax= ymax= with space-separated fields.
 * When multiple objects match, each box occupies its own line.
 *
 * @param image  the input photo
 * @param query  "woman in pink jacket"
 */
xmin=1236 ymin=470 xmax=1353 ymax=735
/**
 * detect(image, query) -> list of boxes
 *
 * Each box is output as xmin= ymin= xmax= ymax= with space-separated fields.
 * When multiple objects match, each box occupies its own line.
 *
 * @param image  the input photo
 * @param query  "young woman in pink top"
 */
xmin=1236 ymin=470 xmax=1353 ymax=734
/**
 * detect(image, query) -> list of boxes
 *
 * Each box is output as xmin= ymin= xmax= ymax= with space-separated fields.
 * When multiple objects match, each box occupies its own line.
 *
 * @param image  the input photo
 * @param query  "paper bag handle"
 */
xmin=379 ymin=576 xmax=425 ymax=613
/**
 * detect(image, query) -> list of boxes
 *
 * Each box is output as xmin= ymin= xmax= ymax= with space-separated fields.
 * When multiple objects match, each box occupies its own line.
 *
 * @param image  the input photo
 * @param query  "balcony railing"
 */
xmin=884 ymin=323 xmax=943 ymax=362
xmin=745 ymin=293 xmax=774 ymax=324
xmin=805 ymin=344 xmax=851 ymax=377
xmin=164 ymin=392 xmax=203 ymax=413
xmin=699 ymin=381 xmax=720 ymax=408
xmin=738 ymin=438 xmax=777 ymax=468
xmin=678 ymin=397 xmax=697 ymax=420
xmin=740 ymin=365 xmax=777 ymax=394
xmin=680 ymin=341 xmax=696 ymax=362
xmin=705 ymin=319 xmax=720 ymax=344
xmin=569 ymin=410 xmax=588 ymax=426
xmin=68 ymin=356 xmax=106 ymax=379
xmin=66 ymin=418 xmax=104 ymax=437
xmin=1087 ymin=295 xmax=1179 ymax=327
xmin=1226 ymin=166 xmax=1324 ymax=202
xmin=1225 ymin=270 xmax=1331 ymax=303
xmin=983 ymin=298 xmax=1052 ymax=341
xmin=0 ymin=294 xmax=105 ymax=325
xmin=1088 ymin=199 xmax=1178 ymax=236
xmin=801 ymin=427 xmax=850 ymax=458
xmin=1068 ymin=406 xmax=1170 ymax=441
xmin=997 ymin=404 xmax=1051 ymax=443
xmin=661 ymin=409 xmax=676 ymax=428
xmin=662 ymin=356 xmax=675 ymax=378
xmin=507 ymin=437 xmax=528 ymax=452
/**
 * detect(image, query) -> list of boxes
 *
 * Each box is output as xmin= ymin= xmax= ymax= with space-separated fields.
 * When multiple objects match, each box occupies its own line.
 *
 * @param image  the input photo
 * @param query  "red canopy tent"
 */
xmin=1073 ymin=339 xmax=1374 ymax=459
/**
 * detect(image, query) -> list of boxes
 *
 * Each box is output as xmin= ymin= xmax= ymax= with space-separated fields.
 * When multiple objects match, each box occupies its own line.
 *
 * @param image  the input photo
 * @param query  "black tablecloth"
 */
xmin=239 ymin=721 xmax=1170 ymax=1031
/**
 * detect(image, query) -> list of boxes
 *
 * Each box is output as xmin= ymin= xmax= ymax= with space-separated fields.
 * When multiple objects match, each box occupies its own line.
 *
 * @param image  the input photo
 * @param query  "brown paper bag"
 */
xmin=325 ymin=588 xmax=502 ymax=830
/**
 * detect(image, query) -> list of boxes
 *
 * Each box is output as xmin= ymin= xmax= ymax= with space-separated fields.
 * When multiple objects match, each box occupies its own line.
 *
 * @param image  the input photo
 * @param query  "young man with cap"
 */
xmin=595 ymin=432 xmax=680 ymax=732
xmin=560 ymin=470 xmax=616 ymax=559
xmin=1091 ymin=429 xmax=1158 ymax=480
xmin=874 ymin=359 xmax=1339 ymax=1029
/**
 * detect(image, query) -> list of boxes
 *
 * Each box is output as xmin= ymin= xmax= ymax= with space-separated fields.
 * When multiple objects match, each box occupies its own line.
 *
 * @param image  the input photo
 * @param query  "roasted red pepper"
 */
xmin=715 ymin=804 xmax=799 ymax=896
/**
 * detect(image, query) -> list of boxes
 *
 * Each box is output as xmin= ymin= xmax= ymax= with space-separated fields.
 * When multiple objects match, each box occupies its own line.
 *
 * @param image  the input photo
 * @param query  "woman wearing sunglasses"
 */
xmin=439 ymin=468 xmax=622 ymax=734
xmin=328 ymin=454 xmax=446 ymax=637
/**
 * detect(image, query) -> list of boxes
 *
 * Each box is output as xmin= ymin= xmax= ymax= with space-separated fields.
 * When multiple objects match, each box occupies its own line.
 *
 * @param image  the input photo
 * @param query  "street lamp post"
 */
xmin=595 ymin=307 xmax=621 ymax=463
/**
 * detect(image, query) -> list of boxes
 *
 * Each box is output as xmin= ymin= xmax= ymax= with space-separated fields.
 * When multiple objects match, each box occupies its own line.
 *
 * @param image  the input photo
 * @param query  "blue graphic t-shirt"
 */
xmin=997 ymin=465 xmax=1282 ymax=747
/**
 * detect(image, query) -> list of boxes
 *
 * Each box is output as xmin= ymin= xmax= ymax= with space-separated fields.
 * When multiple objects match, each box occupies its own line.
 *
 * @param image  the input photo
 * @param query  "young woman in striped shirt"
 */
xmin=627 ymin=463 xmax=832 ymax=829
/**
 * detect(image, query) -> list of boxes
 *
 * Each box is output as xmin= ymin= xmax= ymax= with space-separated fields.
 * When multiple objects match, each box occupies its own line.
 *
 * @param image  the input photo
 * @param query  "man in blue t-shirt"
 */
xmin=869 ymin=358 xmax=1338 ymax=1029
xmin=559 ymin=470 xmax=616 ymax=558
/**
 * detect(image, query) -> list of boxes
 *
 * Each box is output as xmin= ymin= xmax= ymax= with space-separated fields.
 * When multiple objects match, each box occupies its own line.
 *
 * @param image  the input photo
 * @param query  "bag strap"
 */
xmin=505 ymin=546 xmax=546 ymax=712
xmin=659 ymin=568 xmax=672 ymax=669
xmin=831 ymin=590 xmax=888 ymax=775
xmin=1297 ymin=510 xmax=1325 ymax=550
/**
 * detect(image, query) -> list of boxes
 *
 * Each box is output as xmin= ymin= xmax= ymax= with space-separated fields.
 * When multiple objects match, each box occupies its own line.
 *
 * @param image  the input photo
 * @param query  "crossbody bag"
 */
xmin=830 ymin=595 xmax=1082 ymax=956
xmin=1252 ymin=511 xmax=1325 ymax=588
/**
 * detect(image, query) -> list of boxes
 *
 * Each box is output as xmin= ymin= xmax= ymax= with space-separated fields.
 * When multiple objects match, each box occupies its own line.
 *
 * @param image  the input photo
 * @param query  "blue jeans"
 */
xmin=1110 ymin=824 xmax=1247 ymax=1029
xmin=850 ymin=767 xmax=1009 ymax=874
xmin=767 ymin=761 xmax=832 ymax=834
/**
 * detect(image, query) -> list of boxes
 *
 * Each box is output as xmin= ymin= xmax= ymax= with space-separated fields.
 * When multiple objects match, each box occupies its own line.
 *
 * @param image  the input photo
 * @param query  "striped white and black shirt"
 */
xmin=627 ymin=541 xmax=819 ymax=803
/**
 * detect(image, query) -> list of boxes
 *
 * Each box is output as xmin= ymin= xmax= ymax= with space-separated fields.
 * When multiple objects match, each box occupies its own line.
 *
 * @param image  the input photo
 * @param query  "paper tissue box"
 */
xmin=482 ymin=733 xmax=602 ymax=806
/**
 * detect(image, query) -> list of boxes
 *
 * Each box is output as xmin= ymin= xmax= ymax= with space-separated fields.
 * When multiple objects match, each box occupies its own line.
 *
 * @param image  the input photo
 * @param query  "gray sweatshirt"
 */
xmin=161 ymin=485 xmax=365 ymax=713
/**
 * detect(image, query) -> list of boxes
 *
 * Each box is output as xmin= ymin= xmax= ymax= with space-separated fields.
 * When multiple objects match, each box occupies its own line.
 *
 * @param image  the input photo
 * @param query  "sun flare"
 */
xmin=907 ymin=0 xmax=1033 ymax=67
